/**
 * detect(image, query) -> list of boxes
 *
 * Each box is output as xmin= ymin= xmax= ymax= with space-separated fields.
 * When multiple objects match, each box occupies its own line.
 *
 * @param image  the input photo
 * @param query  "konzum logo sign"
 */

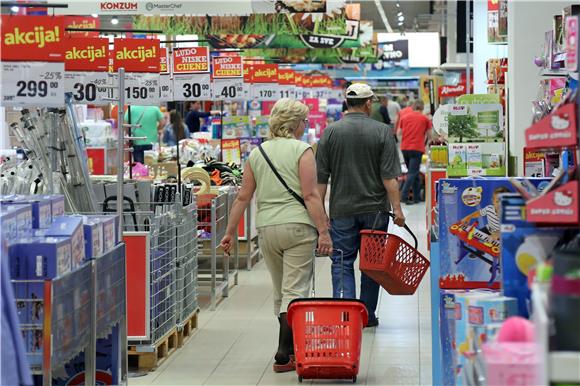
xmin=100 ymin=2 xmax=138 ymax=10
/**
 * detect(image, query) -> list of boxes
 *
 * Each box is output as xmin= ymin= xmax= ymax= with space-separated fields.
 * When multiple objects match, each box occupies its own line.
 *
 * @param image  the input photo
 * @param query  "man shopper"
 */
xmin=387 ymin=94 xmax=401 ymax=126
xmin=316 ymin=83 xmax=405 ymax=327
xmin=124 ymin=106 xmax=165 ymax=164
xmin=397 ymin=100 xmax=433 ymax=205
xmin=370 ymin=96 xmax=391 ymax=126
xmin=185 ymin=101 xmax=220 ymax=133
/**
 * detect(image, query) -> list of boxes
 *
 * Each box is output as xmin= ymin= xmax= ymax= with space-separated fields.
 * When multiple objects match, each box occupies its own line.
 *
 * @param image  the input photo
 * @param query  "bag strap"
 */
xmin=258 ymin=143 xmax=306 ymax=209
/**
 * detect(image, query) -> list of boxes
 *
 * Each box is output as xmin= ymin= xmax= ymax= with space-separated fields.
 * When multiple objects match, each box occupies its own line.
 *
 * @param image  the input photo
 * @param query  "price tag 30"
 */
xmin=118 ymin=72 xmax=160 ymax=105
xmin=173 ymin=73 xmax=212 ymax=101
xmin=65 ymin=72 xmax=114 ymax=105
xmin=1 ymin=62 xmax=65 ymax=107
xmin=212 ymin=78 xmax=245 ymax=101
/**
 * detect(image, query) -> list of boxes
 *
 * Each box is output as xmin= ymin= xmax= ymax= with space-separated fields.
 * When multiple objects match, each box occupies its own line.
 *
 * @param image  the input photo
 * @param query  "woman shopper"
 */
xmin=220 ymin=99 xmax=332 ymax=373
xmin=162 ymin=110 xmax=190 ymax=146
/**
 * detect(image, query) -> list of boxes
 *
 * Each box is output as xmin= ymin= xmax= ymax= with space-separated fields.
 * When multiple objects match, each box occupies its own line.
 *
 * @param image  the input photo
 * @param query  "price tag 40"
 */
xmin=1 ymin=62 xmax=65 ymax=107
xmin=173 ymin=73 xmax=212 ymax=101
xmin=65 ymin=72 xmax=114 ymax=105
xmin=212 ymin=78 xmax=245 ymax=101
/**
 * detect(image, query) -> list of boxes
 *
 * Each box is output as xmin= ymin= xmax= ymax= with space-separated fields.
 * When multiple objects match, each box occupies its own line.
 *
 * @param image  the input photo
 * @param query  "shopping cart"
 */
xmin=287 ymin=250 xmax=367 ymax=383
xmin=360 ymin=213 xmax=430 ymax=295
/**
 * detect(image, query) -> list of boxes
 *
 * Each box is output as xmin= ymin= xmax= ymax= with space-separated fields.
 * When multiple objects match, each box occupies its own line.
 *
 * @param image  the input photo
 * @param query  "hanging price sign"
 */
xmin=277 ymin=69 xmax=297 ymax=99
xmin=250 ymin=64 xmax=279 ymax=101
xmin=173 ymin=47 xmax=210 ymax=74
xmin=174 ymin=73 xmax=212 ymax=101
xmin=277 ymin=86 xmax=297 ymax=99
xmin=212 ymin=78 xmax=245 ymax=100
xmin=65 ymin=71 xmax=113 ymax=104
xmin=117 ymin=72 xmax=160 ymax=105
xmin=159 ymin=74 xmax=173 ymax=102
xmin=2 ymin=62 xmax=65 ymax=107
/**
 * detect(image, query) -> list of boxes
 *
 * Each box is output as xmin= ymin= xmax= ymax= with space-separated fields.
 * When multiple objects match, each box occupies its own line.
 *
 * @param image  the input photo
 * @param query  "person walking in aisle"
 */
xmin=316 ymin=83 xmax=405 ymax=328
xmin=397 ymin=100 xmax=433 ymax=205
xmin=185 ymin=101 xmax=220 ymax=133
xmin=387 ymin=94 xmax=401 ymax=127
xmin=370 ymin=96 xmax=391 ymax=126
xmin=124 ymin=106 xmax=165 ymax=164
xmin=162 ymin=110 xmax=190 ymax=146
xmin=220 ymin=99 xmax=332 ymax=373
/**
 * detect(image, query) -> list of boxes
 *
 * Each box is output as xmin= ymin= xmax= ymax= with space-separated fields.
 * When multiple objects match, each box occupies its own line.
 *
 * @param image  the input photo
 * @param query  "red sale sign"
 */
xmin=160 ymin=47 xmax=168 ymax=74
xmin=64 ymin=37 xmax=109 ymax=71
xmin=65 ymin=16 xmax=100 ymax=38
xmin=1 ymin=16 xmax=65 ymax=62
xmin=278 ymin=69 xmax=295 ymax=85
xmin=113 ymin=39 xmax=160 ymax=73
xmin=173 ymin=47 xmax=210 ymax=74
xmin=212 ymin=55 xmax=243 ymax=78
xmin=251 ymin=64 xmax=278 ymax=83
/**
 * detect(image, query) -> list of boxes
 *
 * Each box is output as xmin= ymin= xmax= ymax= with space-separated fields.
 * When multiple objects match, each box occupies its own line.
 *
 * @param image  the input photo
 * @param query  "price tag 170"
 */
xmin=1 ymin=62 xmax=65 ymax=107
xmin=251 ymin=83 xmax=279 ymax=101
xmin=173 ymin=73 xmax=212 ymax=101
xmin=120 ymin=73 xmax=160 ymax=105
xmin=159 ymin=74 xmax=173 ymax=102
xmin=65 ymin=72 xmax=114 ymax=105
xmin=212 ymin=78 xmax=245 ymax=101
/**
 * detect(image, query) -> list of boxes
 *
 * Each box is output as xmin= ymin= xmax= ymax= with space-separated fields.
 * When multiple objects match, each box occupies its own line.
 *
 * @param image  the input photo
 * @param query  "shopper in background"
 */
xmin=387 ymin=94 xmax=401 ymax=126
xmin=185 ymin=101 xmax=220 ymax=133
xmin=162 ymin=110 xmax=190 ymax=146
xmin=124 ymin=106 xmax=165 ymax=164
xmin=316 ymin=83 xmax=405 ymax=328
xmin=370 ymin=96 xmax=391 ymax=126
xmin=397 ymin=100 xmax=433 ymax=205
xmin=220 ymin=99 xmax=331 ymax=373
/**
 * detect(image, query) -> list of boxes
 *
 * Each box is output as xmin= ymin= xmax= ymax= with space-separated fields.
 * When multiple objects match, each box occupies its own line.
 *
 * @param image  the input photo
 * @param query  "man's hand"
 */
xmin=393 ymin=208 xmax=406 ymax=227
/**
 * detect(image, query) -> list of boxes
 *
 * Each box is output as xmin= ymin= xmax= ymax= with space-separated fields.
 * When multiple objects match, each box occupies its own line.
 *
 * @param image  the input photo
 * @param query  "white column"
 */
xmin=507 ymin=0 xmax=570 ymax=176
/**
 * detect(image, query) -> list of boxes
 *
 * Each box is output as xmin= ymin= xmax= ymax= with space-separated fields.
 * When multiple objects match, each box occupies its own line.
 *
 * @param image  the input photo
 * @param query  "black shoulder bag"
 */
xmin=258 ymin=143 xmax=307 ymax=209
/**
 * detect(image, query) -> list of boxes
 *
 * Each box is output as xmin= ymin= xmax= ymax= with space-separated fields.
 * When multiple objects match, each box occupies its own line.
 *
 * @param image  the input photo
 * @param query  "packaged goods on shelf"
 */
xmin=39 ymin=216 xmax=86 ymax=270
xmin=2 ymin=196 xmax=52 ymax=229
xmin=0 ymin=204 xmax=33 ymax=237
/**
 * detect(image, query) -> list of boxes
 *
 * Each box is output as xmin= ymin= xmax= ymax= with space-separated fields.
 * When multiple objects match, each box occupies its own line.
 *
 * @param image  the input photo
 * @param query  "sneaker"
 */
xmin=366 ymin=318 xmax=379 ymax=328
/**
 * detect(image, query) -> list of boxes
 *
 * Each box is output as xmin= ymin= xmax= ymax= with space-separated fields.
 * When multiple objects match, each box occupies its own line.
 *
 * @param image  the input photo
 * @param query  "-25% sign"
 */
xmin=121 ymin=73 xmax=160 ymax=105
xmin=1 ymin=62 xmax=65 ymax=107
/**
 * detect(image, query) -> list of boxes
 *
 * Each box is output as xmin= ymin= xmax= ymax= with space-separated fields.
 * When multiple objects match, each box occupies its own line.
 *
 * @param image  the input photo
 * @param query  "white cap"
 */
xmin=345 ymin=83 xmax=376 ymax=99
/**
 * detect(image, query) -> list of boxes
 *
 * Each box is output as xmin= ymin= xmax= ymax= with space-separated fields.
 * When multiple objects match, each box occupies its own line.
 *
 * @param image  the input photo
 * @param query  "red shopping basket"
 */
xmin=360 ymin=214 xmax=430 ymax=295
xmin=287 ymin=250 xmax=367 ymax=383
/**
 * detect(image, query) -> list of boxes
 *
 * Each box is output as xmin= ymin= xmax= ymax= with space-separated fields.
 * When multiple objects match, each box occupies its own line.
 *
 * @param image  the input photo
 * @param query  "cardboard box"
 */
xmin=87 ymin=215 xmax=118 ymax=253
xmin=34 ymin=194 xmax=65 ymax=218
xmin=82 ymin=217 xmax=103 ymax=259
xmin=1 ymin=204 xmax=33 ymax=237
xmin=43 ymin=216 xmax=85 ymax=270
xmin=7 ymin=196 xmax=52 ymax=228
xmin=0 ymin=209 xmax=18 ymax=241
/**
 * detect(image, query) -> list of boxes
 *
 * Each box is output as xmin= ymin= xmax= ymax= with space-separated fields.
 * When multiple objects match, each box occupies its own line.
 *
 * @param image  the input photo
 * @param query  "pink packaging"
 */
xmin=482 ymin=342 xmax=541 ymax=386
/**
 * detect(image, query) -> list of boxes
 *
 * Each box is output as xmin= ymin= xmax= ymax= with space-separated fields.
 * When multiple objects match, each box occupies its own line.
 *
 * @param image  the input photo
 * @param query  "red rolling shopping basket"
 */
xmin=360 ymin=214 xmax=430 ymax=295
xmin=287 ymin=250 xmax=367 ymax=383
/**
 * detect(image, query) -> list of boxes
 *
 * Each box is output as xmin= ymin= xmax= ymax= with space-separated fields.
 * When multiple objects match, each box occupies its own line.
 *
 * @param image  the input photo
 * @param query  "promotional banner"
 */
xmin=212 ymin=56 xmax=243 ymax=78
xmin=173 ymin=47 xmax=210 ymax=74
xmin=242 ymin=46 xmax=378 ymax=64
xmin=380 ymin=40 xmax=409 ymax=64
xmin=65 ymin=16 xmax=100 ymax=38
xmin=1 ymin=16 xmax=65 ymax=106
xmin=250 ymin=64 xmax=279 ymax=101
xmin=113 ymin=38 xmax=160 ymax=73
xmin=160 ymin=47 xmax=169 ymax=74
xmin=278 ymin=68 xmax=298 ymax=99
xmin=221 ymin=139 xmax=242 ymax=166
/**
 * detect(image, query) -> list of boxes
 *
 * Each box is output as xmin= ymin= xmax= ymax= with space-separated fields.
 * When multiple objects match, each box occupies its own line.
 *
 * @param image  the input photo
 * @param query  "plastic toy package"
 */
xmin=438 ymin=177 xmax=551 ymax=289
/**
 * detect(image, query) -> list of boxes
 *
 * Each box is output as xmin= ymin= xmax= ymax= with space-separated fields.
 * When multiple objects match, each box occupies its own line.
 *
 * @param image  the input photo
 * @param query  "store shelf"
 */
xmin=550 ymin=351 xmax=580 ymax=383
xmin=540 ymin=68 xmax=578 ymax=78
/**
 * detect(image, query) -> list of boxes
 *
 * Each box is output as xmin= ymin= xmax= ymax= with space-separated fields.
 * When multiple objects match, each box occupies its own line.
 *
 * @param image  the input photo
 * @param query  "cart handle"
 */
xmin=370 ymin=212 xmax=419 ymax=250
xmin=312 ymin=249 xmax=344 ymax=299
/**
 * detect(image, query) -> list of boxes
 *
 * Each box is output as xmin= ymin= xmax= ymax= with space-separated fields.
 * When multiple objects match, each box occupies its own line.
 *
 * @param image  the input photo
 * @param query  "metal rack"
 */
xmin=176 ymin=201 xmax=199 ymax=327
xmin=197 ymin=191 xmax=238 ymax=311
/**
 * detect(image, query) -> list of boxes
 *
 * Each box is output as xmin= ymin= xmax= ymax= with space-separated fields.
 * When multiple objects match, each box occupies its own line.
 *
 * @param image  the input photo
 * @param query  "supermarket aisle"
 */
xmin=129 ymin=204 xmax=431 ymax=386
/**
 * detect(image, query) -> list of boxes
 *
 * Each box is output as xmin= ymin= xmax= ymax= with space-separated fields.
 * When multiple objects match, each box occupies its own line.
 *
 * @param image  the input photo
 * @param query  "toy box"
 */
xmin=438 ymin=178 xmax=551 ymax=289
xmin=440 ymin=290 xmax=465 ymax=386
xmin=500 ymin=194 xmax=566 ymax=317
xmin=42 ymin=216 xmax=85 ymax=270
xmin=0 ymin=209 xmax=18 ymax=241
xmin=82 ymin=217 xmax=103 ymax=259
xmin=467 ymin=296 xmax=517 ymax=344
xmin=87 ymin=215 xmax=118 ymax=253
xmin=34 ymin=194 xmax=65 ymax=218
xmin=5 ymin=196 xmax=52 ymax=229
xmin=1 ymin=204 xmax=33 ymax=237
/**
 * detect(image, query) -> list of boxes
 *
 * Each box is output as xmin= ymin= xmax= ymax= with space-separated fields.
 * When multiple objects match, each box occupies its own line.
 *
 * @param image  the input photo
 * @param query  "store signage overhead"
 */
xmin=113 ymin=38 xmax=160 ymax=73
xmin=381 ymin=40 xmax=409 ymax=62
xmin=64 ymin=16 xmax=100 ymax=38
xmin=64 ymin=37 xmax=109 ymax=72
xmin=250 ymin=64 xmax=279 ymax=101
xmin=0 ymin=15 xmax=65 ymax=62
xmin=160 ymin=47 xmax=169 ymax=74
xmin=173 ymin=47 xmax=210 ymax=74
xmin=212 ymin=56 xmax=243 ymax=78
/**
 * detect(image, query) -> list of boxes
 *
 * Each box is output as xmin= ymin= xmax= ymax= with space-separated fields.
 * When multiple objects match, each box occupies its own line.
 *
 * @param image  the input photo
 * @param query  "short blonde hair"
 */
xmin=268 ymin=98 xmax=309 ymax=139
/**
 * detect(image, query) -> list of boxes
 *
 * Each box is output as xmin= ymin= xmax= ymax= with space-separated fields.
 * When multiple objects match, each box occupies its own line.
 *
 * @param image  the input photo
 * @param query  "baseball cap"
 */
xmin=345 ymin=83 xmax=377 ymax=100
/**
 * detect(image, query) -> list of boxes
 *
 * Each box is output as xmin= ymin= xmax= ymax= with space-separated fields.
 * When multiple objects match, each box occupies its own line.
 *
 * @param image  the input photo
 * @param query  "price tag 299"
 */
xmin=121 ymin=73 xmax=160 ymax=105
xmin=212 ymin=78 xmax=245 ymax=100
xmin=65 ymin=72 xmax=113 ymax=105
xmin=173 ymin=73 xmax=212 ymax=101
xmin=1 ymin=62 xmax=65 ymax=107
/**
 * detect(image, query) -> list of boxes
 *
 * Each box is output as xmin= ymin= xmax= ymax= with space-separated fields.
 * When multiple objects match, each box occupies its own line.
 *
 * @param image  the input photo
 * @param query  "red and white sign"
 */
xmin=160 ymin=47 xmax=169 ymax=74
xmin=212 ymin=56 xmax=243 ymax=79
xmin=251 ymin=64 xmax=278 ymax=83
xmin=1 ymin=15 xmax=65 ymax=62
xmin=439 ymin=84 xmax=466 ymax=98
xmin=113 ymin=39 xmax=160 ymax=73
xmin=527 ymin=181 xmax=579 ymax=224
xmin=65 ymin=37 xmax=109 ymax=72
xmin=525 ymin=103 xmax=577 ymax=149
xmin=278 ymin=69 xmax=295 ymax=85
xmin=65 ymin=16 xmax=100 ymax=38
xmin=565 ymin=16 xmax=578 ymax=71
xmin=173 ymin=47 xmax=210 ymax=74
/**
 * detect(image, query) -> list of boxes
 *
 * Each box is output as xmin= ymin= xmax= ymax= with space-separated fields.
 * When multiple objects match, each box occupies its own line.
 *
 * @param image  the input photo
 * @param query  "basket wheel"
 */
xmin=353 ymin=375 xmax=357 ymax=383
xmin=298 ymin=375 xmax=303 ymax=383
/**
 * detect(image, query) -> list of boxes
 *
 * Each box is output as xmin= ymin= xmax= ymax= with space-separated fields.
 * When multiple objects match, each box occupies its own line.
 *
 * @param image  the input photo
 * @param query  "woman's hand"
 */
xmin=317 ymin=230 xmax=333 ymax=256
xmin=220 ymin=233 xmax=234 ymax=255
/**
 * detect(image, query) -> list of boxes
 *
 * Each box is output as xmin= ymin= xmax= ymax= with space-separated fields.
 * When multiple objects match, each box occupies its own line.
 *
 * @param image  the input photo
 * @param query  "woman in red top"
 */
xmin=397 ymin=100 xmax=432 ymax=205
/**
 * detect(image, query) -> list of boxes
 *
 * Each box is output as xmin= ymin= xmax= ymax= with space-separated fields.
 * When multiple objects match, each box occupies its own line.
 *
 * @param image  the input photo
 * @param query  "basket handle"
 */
xmin=371 ymin=211 xmax=419 ymax=250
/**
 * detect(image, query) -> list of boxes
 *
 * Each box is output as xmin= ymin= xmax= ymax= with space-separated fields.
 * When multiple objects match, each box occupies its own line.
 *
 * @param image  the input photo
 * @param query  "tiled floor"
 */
xmin=129 ymin=204 xmax=432 ymax=386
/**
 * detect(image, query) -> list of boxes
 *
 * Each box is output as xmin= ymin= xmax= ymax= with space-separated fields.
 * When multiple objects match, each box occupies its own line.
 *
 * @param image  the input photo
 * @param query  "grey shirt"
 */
xmin=316 ymin=112 xmax=401 ymax=219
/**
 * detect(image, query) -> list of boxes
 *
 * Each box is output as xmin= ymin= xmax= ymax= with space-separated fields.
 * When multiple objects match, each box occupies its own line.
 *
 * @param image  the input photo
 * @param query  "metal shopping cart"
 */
xmin=287 ymin=250 xmax=367 ymax=383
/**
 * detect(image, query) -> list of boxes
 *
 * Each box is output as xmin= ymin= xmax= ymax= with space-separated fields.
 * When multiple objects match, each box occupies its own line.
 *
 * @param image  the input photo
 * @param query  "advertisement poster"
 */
xmin=113 ymin=39 xmax=160 ymax=72
xmin=242 ymin=45 xmax=377 ymax=64
xmin=221 ymin=139 xmax=242 ymax=166
xmin=222 ymin=116 xmax=251 ymax=138
xmin=447 ymin=104 xmax=504 ymax=141
xmin=379 ymin=40 xmax=409 ymax=66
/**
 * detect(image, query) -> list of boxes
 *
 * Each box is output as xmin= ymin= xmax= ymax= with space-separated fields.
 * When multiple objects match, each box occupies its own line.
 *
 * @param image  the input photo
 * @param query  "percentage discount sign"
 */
xmin=1 ymin=16 xmax=66 ymax=107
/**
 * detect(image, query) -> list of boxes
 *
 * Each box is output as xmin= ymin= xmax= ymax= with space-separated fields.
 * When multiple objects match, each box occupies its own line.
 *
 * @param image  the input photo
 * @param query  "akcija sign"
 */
xmin=173 ymin=47 xmax=210 ymax=73
xmin=65 ymin=37 xmax=109 ymax=71
xmin=113 ymin=39 xmax=160 ymax=72
xmin=381 ymin=40 xmax=409 ymax=61
xmin=251 ymin=64 xmax=278 ymax=83
xmin=1 ymin=15 xmax=65 ymax=61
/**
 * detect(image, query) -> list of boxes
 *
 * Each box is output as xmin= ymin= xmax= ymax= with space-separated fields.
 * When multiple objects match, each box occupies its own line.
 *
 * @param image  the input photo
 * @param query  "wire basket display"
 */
xmin=176 ymin=202 xmax=199 ymax=326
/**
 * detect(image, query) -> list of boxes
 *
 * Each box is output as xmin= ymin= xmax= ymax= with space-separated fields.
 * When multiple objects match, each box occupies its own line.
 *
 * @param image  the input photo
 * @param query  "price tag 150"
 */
xmin=251 ymin=83 xmax=279 ymax=101
xmin=159 ymin=74 xmax=173 ymax=102
xmin=119 ymin=73 xmax=160 ymax=105
xmin=173 ymin=73 xmax=212 ymax=101
xmin=65 ymin=72 xmax=114 ymax=105
xmin=212 ymin=78 xmax=245 ymax=101
xmin=1 ymin=62 xmax=65 ymax=107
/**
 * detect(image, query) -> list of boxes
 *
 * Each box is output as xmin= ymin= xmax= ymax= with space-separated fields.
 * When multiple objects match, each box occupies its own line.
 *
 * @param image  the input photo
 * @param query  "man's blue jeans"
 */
xmin=330 ymin=212 xmax=390 ymax=322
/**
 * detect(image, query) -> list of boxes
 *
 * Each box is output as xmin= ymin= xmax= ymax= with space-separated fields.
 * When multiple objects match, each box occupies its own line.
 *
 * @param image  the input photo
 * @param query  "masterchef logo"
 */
xmin=439 ymin=84 xmax=466 ymax=97
xmin=100 ymin=2 xmax=138 ymax=10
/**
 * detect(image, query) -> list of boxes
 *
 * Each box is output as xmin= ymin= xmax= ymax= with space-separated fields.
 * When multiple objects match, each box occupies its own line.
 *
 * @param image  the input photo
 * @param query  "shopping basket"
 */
xmin=360 ymin=213 xmax=430 ymax=295
xmin=287 ymin=250 xmax=368 ymax=383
